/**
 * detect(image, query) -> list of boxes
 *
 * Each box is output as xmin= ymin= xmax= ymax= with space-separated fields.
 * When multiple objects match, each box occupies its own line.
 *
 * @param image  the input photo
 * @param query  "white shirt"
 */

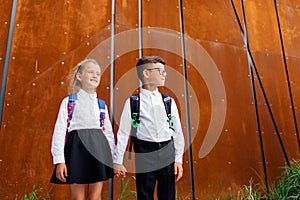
xmin=113 ymin=88 xmax=185 ymax=164
xmin=51 ymin=89 xmax=115 ymax=164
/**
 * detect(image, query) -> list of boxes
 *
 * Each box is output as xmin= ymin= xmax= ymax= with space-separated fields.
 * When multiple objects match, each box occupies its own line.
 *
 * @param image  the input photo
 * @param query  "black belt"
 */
xmin=134 ymin=138 xmax=173 ymax=149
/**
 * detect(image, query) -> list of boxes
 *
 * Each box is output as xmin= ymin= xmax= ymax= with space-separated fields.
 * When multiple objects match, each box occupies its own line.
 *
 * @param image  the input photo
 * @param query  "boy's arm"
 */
xmin=113 ymin=99 xmax=132 ymax=164
xmin=171 ymin=98 xmax=185 ymax=164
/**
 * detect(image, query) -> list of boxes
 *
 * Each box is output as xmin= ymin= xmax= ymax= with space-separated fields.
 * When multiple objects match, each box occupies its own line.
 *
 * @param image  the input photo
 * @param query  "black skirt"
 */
xmin=50 ymin=129 xmax=114 ymax=184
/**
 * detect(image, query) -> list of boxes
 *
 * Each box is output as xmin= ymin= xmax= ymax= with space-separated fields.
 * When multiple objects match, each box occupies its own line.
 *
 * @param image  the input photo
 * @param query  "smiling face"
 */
xmin=76 ymin=61 xmax=101 ymax=93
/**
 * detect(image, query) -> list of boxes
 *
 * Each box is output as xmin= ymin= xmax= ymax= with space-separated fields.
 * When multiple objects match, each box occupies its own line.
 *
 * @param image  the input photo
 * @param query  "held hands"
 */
xmin=56 ymin=163 xmax=68 ymax=182
xmin=114 ymin=164 xmax=127 ymax=178
xmin=174 ymin=162 xmax=183 ymax=182
xmin=114 ymin=162 xmax=182 ymax=181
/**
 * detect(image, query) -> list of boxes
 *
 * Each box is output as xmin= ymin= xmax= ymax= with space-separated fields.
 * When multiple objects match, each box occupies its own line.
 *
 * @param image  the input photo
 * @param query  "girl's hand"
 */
xmin=56 ymin=163 xmax=68 ymax=182
xmin=113 ymin=164 xmax=127 ymax=178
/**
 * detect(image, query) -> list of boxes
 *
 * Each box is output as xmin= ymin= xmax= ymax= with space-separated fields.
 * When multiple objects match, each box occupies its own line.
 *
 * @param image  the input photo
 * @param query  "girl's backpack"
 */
xmin=65 ymin=93 xmax=106 ymax=143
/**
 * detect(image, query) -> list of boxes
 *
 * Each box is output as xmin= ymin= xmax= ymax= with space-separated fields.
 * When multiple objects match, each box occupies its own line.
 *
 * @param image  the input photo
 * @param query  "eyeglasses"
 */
xmin=146 ymin=68 xmax=167 ymax=77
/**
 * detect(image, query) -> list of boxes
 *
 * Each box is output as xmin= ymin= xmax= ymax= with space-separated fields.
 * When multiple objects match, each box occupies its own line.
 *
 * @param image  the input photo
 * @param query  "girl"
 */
xmin=50 ymin=59 xmax=114 ymax=200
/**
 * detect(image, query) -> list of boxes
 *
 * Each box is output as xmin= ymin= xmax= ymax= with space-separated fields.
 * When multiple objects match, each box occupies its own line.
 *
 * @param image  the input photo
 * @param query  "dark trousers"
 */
xmin=134 ymin=138 xmax=175 ymax=200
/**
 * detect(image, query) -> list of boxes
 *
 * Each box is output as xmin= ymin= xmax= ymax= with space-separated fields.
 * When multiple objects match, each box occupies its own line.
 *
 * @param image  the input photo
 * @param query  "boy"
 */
xmin=114 ymin=56 xmax=184 ymax=200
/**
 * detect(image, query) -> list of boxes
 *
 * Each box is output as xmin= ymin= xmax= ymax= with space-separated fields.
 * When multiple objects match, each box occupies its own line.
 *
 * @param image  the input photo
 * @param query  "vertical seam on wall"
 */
xmin=0 ymin=0 xmax=19 ymax=128
xmin=138 ymin=0 xmax=143 ymax=58
xmin=273 ymin=0 xmax=300 ymax=152
xmin=108 ymin=0 xmax=116 ymax=199
xmin=178 ymin=0 xmax=195 ymax=199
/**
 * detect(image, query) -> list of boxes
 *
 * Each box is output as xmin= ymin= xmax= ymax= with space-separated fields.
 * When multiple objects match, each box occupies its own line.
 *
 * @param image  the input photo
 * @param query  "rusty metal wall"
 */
xmin=0 ymin=0 xmax=299 ymax=199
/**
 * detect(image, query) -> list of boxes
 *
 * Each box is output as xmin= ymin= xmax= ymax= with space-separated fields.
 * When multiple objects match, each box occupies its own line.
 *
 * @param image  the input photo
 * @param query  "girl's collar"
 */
xmin=78 ymin=89 xmax=97 ymax=98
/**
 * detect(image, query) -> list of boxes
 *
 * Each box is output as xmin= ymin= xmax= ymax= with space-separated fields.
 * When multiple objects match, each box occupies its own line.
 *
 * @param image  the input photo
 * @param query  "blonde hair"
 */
xmin=68 ymin=58 xmax=100 ymax=93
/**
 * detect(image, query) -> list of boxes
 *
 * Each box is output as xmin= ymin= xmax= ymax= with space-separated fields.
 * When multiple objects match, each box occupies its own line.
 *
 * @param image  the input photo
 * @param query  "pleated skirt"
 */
xmin=50 ymin=129 xmax=114 ymax=184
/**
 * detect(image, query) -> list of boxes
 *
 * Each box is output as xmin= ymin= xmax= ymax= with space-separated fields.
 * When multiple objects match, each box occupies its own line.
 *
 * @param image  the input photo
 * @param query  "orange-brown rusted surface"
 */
xmin=0 ymin=0 xmax=300 ymax=199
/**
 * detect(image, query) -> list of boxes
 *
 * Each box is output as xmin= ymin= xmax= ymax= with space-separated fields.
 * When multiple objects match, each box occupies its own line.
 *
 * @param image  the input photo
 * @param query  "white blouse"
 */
xmin=51 ymin=89 xmax=115 ymax=164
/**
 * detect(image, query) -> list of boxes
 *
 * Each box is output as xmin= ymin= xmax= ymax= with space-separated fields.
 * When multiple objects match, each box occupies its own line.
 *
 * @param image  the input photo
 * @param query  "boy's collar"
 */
xmin=140 ymin=87 xmax=160 ymax=96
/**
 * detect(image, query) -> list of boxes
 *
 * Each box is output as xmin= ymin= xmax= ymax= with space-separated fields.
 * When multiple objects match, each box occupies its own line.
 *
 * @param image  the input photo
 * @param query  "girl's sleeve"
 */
xmin=51 ymin=97 xmax=68 ymax=164
xmin=103 ymin=105 xmax=116 ymax=156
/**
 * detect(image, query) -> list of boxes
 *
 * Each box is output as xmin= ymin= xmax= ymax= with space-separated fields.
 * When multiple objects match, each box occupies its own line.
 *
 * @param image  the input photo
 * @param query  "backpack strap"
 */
xmin=161 ymin=94 xmax=174 ymax=130
xmin=68 ymin=94 xmax=77 ymax=121
xmin=98 ymin=98 xmax=106 ymax=130
xmin=130 ymin=94 xmax=141 ymax=128
xmin=65 ymin=94 xmax=106 ymax=143
xmin=128 ymin=94 xmax=140 ymax=159
xmin=65 ymin=94 xmax=77 ymax=143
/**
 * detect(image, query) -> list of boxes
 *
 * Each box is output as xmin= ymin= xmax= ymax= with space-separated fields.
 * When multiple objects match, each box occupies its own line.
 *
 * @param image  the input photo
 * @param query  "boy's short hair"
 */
xmin=136 ymin=56 xmax=165 ymax=66
xmin=136 ymin=56 xmax=165 ymax=80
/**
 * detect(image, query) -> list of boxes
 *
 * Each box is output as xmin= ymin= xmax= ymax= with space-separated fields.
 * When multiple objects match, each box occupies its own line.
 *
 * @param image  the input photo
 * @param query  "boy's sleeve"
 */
xmin=113 ymin=99 xmax=132 ymax=164
xmin=171 ymin=98 xmax=185 ymax=163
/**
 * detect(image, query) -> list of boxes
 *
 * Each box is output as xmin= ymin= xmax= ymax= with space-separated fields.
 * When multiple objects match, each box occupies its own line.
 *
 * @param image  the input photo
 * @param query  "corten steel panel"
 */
xmin=0 ymin=1 xmax=12 ymax=82
xmin=180 ymin=0 xmax=300 ymax=198
xmin=277 ymin=1 xmax=300 ymax=58
xmin=0 ymin=0 xmax=113 ymax=199
xmin=0 ymin=0 xmax=300 ymax=199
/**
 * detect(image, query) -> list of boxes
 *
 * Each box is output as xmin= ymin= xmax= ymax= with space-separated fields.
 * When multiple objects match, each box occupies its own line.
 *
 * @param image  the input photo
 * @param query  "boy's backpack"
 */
xmin=128 ymin=93 xmax=174 ymax=159
xmin=65 ymin=93 xmax=106 ymax=142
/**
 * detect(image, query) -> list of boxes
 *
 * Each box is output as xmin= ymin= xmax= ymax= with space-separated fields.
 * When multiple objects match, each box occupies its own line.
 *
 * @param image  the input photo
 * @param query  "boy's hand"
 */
xmin=174 ymin=162 xmax=183 ymax=182
xmin=114 ymin=164 xmax=127 ymax=178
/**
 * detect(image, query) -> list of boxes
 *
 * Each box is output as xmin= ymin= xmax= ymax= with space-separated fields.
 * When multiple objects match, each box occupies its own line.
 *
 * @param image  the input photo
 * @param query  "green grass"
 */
xmin=118 ymin=175 xmax=137 ymax=200
xmin=21 ymin=182 xmax=52 ymax=200
xmin=269 ymin=159 xmax=300 ymax=199
xmin=21 ymin=159 xmax=300 ymax=199
xmin=218 ymin=159 xmax=300 ymax=200
xmin=239 ymin=179 xmax=265 ymax=200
